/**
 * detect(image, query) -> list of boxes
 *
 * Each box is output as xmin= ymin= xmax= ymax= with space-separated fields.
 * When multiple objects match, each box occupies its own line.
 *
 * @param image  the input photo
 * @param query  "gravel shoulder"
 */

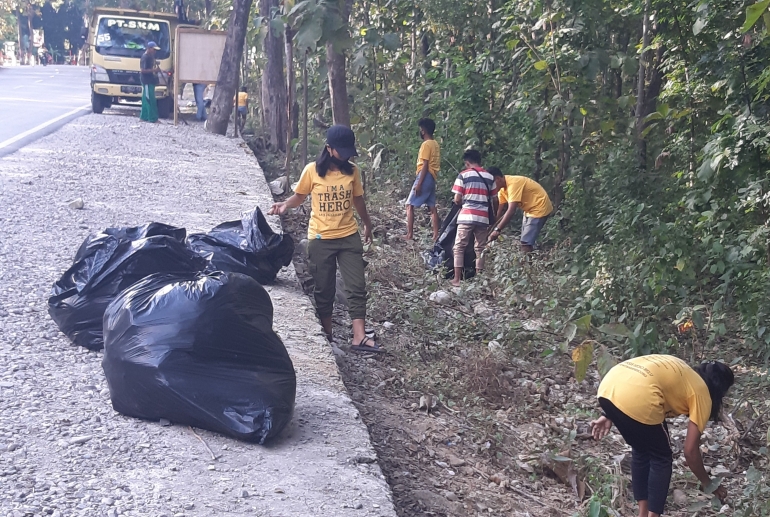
xmin=0 ymin=108 xmax=396 ymax=517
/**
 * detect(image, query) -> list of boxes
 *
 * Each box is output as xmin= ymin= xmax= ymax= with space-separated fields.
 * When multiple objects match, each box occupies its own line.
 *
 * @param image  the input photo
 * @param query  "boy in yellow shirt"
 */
xmin=405 ymin=118 xmax=440 ymax=241
xmin=488 ymin=169 xmax=553 ymax=252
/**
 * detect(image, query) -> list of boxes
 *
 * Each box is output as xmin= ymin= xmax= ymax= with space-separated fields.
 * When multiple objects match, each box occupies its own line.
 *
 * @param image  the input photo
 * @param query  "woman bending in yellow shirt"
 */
xmin=268 ymin=126 xmax=381 ymax=353
xmin=591 ymin=355 xmax=733 ymax=517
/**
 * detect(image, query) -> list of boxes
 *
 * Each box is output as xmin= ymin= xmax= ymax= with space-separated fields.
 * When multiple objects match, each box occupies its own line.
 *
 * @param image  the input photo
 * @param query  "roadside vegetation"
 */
xmin=248 ymin=0 xmax=770 ymax=514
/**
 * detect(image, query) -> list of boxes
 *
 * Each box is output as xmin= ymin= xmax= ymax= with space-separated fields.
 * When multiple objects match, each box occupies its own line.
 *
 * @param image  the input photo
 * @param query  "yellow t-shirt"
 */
xmin=597 ymin=355 xmax=712 ymax=432
xmin=294 ymin=162 xmax=364 ymax=240
xmin=237 ymin=91 xmax=248 ymax=107
xmin=498 ymin=175 xmax=553 ymax=218
xmin=416 ymin=139 xmax=440 ymax=180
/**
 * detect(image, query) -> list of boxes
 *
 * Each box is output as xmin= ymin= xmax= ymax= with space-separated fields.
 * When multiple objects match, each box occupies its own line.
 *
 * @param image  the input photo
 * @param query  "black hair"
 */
xmin=240 ymin=86 xmax=247 ymax=92
xmin=487 ymin=166 xmax=504 ymax=178
xmin=316 ymin=146 xmax=354 ymax=178
xmin=462 ymin=149 xmax=482 ymax=165
xmin=694 ymin=361 xmax=734 ymax=421
xmin=418 ymin=118 xmax=436 ymax=136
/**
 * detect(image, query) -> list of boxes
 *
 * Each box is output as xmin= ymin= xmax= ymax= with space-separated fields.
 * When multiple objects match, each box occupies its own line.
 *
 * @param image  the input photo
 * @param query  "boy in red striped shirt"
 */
xmin=450 ymin=150 xmax=499 ymax=287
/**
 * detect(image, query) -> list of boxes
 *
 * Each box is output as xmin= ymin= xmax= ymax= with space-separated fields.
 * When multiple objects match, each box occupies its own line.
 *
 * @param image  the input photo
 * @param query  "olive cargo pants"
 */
xmin=307 ymin=233 xmax=367 ymax=320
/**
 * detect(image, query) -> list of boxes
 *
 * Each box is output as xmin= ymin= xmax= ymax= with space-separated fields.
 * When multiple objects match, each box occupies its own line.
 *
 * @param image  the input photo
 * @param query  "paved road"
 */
xmin=0 ymin=65 xmax=91 ymax=157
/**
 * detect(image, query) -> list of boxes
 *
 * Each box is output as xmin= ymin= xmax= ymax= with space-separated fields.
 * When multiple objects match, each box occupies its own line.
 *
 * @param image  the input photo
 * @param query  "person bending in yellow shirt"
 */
xmin=487 ymin=168 xmax=553 ymax=252
xmin=591 ymin=355 xmax=733 ymax=517
xmin=404 ymin=118 xmax=441 ymax=241
xmin=268 ymin=126 xmax=381 ymax=353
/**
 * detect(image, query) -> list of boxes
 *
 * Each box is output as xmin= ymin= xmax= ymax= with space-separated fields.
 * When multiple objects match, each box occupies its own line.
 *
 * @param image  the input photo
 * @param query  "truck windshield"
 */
xmin=95 ymin=17 xmax=171 ymax=59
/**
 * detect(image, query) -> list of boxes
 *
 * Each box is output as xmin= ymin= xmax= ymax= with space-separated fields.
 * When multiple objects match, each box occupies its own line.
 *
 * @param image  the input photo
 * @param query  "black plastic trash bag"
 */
xmin=423 ymin=204 xmax=476 ymax=279
xmin=48 ymin=226 xmax=207 ymax=351
xmin=102 ymin=271 xmax=296 ymax=443
xmin=187 ymin=207 xmax=294 ymax=285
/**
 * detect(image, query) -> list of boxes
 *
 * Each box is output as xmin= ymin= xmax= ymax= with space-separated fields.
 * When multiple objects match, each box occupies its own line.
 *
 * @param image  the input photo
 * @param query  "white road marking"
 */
xmin=0 ymin=104 xmax=90 ymax=150
xmin=35 ymin=79 xmax=42 ymax=83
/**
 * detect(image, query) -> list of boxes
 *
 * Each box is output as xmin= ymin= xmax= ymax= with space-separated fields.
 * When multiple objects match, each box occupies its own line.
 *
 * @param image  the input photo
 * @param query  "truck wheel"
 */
xmin=91 ymin=92 xmax=105 ymax=114
xmin=157 ymin=97 xmax=172 ymax=119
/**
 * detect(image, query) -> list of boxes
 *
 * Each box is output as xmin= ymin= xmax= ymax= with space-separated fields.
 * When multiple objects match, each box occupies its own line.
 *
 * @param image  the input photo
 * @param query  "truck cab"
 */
xmin=87 ymin=8 xmax=187 ymax=118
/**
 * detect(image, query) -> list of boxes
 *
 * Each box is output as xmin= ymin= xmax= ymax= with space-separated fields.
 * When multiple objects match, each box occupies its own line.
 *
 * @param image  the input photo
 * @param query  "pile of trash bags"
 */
xmin=423 ymin=204 xmax=476 ymax=279
xmin=47 ymin=208 xmax=296 ymax=443
xmin=188 ymin=208 xmax=294 ymax=285
xmin=47 ymin=223 xmax=207 ymax=351
xmin=103 ymin=272 xmax=296 ymax=443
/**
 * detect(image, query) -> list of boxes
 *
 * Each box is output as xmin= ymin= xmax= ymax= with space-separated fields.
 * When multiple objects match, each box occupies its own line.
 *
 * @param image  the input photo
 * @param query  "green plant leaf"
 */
xmin=742 ymin=0 xmax=770 ymax=32
xmin=693 ymin=17 xmax=707 ymax=35
xmin=692 ymin=310 xmax=705 ymax=329
xmin=597 ymin=346 xmax=617 ymax=378
xmin=598 ymin=323 xmax=631 ymax=337
xmin=698 ymin=158 xmax=714 ymax=181
xmin=575 ymin=314 xmax=592 ymax=335
xmin=588 ymin=498 xmax=602 ymax=517
xmin=294 ymin=17 xmax=323 ymax=51
xmin=382 ymin=33 xmax=400 ymax=50
xmin=534 ymin=60 xmax=548 ymax=70
xmin=703 ymin=476 xmax=722 ymax=494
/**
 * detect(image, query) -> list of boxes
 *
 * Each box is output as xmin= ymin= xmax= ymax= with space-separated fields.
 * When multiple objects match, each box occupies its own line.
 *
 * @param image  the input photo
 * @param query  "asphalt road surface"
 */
xmin=0 ymin=65 xmax=91 ymax=157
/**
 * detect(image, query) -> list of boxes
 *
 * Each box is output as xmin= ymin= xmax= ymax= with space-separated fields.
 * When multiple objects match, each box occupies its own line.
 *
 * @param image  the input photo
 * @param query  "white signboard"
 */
xmin=175 ymin=28 xmax=226 ymax=83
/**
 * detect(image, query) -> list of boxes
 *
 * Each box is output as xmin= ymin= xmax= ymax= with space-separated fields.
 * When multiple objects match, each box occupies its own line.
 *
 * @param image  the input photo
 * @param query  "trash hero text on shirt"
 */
xmin=316 ymin=185 xmax=353 ymax=212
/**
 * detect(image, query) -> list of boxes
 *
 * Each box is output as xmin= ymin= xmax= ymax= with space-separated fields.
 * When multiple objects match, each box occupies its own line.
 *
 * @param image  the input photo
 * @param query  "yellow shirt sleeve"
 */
xmin=352 ymin=166 xmax=364 ymax=197
xmin=498 ymin=188 xmax=508 ymax=204
xmin=688 ymin=389 xmax=712 ymax=433
xmin=505 ymin=179 xmax=525 ymax=204
xmin=295 ymin=163 xmax=315 ymax=195
xmin=417 ymin=142 xmax=432 ymax=169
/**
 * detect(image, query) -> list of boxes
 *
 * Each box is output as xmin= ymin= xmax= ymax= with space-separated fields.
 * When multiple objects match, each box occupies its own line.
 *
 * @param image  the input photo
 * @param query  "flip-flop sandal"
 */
xmin=350 ymin=328 xmax=377 ymax=338
xmin=350 ymin=336 xmax=385 ymax=354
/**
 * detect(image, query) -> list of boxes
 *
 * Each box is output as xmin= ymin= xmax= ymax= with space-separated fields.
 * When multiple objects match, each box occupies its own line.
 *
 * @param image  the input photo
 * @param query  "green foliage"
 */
xmin=240 ymin=0 xmax=770 ymax=367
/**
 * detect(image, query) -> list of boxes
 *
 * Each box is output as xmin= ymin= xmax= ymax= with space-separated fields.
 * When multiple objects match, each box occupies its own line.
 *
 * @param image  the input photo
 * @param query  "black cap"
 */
xmin=326 ymin=125 xmax=358 ymax=160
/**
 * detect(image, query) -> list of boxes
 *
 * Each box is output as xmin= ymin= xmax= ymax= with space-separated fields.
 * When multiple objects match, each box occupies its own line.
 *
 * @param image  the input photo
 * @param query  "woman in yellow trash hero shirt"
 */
xmin=269 ymin=126 xmax=381 ymax=353
xmin=591 ymin=355 xmax=734 ymax=517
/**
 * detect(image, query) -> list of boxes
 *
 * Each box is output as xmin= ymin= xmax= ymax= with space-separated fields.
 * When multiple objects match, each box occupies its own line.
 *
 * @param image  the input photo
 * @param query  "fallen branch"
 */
xmin=189 ymin=426 xmax=219 ymax=461
xmin=741 ymin=408 xmax=769 ymax=441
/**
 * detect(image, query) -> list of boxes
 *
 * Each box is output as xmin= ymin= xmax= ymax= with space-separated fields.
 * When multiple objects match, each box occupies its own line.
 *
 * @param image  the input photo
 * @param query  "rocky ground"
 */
xmin=0 ymin=108 xmax=396 ymax=517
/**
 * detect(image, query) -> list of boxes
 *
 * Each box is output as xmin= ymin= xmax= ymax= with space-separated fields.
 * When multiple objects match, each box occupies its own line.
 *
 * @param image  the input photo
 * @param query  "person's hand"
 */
xmin=268 ymin=202 xmax=287 ymax=216
xmin=413 ymin=183 xmax=422 ymax=197
xmin=488 ymin=229 xmax=501 ymax=243
xmin=590 ymin=416 xmax=612 ymax=440
xmin=713 ymin=484 xmax=727 ymax=503
xmin=363 ymin=224 xmax=373 ymax=245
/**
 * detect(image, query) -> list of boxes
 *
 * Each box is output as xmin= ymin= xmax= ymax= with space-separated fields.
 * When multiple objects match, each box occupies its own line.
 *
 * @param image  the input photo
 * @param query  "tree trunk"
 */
xmin=284 ymin=26 xmax=295 ymax=170
xmin=207 ymin=0 xmax=254 ymax=135
xmin=301 ymin=50 xmax=308 ymax=166
xmin=205 ymin=0 xmax=212 ymax=17
xmin=634 ymin=0 xmax=651 ymax=171
xmin=259 ymin=0 xmax=287 ymax=148
xmin=27 ymin=4 xmax=34 ymax=65
xmin=325 ymin=0 xmax=353 ymax=127
xmin=16 ymin=9 xmax=24 ymax=65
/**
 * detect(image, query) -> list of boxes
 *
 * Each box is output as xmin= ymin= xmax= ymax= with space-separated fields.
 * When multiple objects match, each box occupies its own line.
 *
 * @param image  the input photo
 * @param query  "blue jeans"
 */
xmin=193 ymin=83 xmax=206 ymax=121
